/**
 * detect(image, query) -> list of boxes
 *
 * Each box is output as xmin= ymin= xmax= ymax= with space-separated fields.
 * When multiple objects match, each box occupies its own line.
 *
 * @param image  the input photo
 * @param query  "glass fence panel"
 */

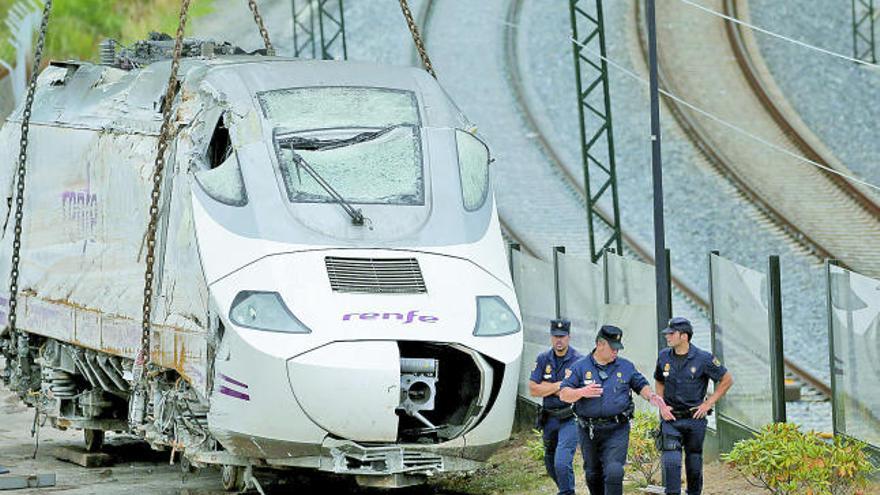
xmin=604 ymin=253 xmax=658 ymax=412
xmin=606 ymin=252 xmax=656 ymax=306
xmin=828 ymin=265 xmax=880 ymax=448
xmin=711 ymin=254 xmax=772 ymax=431
xmin=558 ymin=252 xmax=603 ymax=351
xmin=512 ymin=250 xmax=557 ymax=404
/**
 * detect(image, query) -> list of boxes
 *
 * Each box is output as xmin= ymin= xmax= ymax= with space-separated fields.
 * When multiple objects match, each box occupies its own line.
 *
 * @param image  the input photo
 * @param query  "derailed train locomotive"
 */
xmin=0 ymin=38 xmax=523 ymax=489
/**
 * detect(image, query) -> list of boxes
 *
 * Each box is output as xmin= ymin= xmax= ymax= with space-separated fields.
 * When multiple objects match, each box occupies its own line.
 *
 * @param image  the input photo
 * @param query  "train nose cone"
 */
xmin=286 ymin=341 xmax=401 ymax=442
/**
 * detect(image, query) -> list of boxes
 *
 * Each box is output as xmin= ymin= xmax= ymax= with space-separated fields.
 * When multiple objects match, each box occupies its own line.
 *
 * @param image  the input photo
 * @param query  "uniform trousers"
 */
xmin=577 ymin=420 xmax=630 ymax=495
xmin=542 ymin=415 xmax=578 ymax=495
xmin=660 ymin=418 xmax=707 ymax=495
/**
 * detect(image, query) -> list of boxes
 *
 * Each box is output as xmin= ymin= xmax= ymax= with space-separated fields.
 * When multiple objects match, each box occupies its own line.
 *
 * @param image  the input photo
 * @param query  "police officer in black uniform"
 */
xmin=528 ymin=319 xmax=582 ymax=495
xmin=560 ymin=325 xmax=668 ymax=495
xmin=654 ymin=317 xmax=734 ymax=495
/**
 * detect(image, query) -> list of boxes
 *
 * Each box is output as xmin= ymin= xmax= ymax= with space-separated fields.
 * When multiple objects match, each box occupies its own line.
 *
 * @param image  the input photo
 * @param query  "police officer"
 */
xmin=560 ymin=325 xmax=667 ymax=495
xmin=528 ymin=319 xmax=582 ymax=495
xmin=654 ymin=317 xmax=734 ymax=495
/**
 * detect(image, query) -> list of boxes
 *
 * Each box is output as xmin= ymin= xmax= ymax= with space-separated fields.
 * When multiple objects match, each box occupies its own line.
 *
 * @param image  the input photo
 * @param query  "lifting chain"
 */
xmin=247 ymin=0 xmax=275 ymax=56
xmin=5 ymin=0 xmax=52 ymax=340
xmin=398 ymin=0 xmax=436 ymax=79
xmin=136 ymin=0 xmax=192 ymax=382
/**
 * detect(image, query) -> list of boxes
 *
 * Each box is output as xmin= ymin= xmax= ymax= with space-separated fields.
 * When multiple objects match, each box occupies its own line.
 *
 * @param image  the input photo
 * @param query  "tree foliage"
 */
xmin=1 ymin=0 xmax=214 ymax=63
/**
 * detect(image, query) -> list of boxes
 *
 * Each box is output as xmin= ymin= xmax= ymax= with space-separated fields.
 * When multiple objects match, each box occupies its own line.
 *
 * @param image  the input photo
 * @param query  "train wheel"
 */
xmin=221 ymin=465 xmax=244 ymax=492
xmin=84 ymin=429 xmax=105 ymax=453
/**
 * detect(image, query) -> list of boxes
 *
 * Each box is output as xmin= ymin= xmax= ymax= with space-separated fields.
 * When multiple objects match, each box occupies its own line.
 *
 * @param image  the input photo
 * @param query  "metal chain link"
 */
xmin=247 ymin=0 xmax=275 ymax=56
xmin=6 ymin=0 xmax=52 ymax=339
xmin=398 ymin=0 xmax=436 ymax=79
xmin=137 ymin=0 xmax=192 ymax=376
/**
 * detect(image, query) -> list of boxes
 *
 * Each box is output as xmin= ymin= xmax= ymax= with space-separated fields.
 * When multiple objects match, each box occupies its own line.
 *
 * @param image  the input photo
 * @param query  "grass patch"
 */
xmin=431 ymin=432 xmax=551 ymax=495
xmin=0 ymin=0 xmax=215 ymax=64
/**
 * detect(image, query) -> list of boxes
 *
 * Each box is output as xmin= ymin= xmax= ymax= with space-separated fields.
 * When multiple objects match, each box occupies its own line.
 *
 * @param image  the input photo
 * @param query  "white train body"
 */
xmin=0 ymin=51 xmax=522 ymax=486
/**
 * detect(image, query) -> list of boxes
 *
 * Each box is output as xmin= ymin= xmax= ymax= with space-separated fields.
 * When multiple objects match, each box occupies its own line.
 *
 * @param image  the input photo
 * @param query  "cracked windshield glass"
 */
xmin=260 ymin=87 xmax=424 ymax=205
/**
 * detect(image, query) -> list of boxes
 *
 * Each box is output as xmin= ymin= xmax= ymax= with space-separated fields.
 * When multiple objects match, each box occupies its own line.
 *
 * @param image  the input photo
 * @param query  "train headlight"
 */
xmin=229 ymin=291 xmax=311 ymax=334
xmin=472 ymin=296 xmax=520 ymax=337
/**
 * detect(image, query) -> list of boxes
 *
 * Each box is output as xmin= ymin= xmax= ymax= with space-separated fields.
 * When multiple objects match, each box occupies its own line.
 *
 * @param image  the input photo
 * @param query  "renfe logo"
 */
xmin=342 ymin=310 xmax=438 ymax=324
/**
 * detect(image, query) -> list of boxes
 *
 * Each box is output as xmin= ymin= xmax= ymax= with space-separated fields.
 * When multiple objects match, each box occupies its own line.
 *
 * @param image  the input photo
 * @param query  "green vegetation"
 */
xmin=627 ymin=411 xmax=661 ymax=486
xmin=525 ymin=428 xmax=545 ymax=462
xmin=0 ymin=0 xmax=215 ymax=64
xmin=433 ymin=433 xmax=550 ymax=495
xmin=724 ymin=422 xmax=876 ymax=495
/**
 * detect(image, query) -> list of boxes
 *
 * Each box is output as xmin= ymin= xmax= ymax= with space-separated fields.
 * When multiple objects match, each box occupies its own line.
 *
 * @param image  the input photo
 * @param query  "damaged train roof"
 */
xmin=10 ymin=56 xmax=464 ymax=134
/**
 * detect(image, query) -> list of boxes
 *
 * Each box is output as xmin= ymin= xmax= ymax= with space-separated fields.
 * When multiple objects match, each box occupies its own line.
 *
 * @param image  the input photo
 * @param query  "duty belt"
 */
xmin=544 ymin=406 xmax=575 ymax=419
xmin=670 ymin=407 xmax=712 ymax=420
xmin=575 ymin=412 xmax=632 ymax=439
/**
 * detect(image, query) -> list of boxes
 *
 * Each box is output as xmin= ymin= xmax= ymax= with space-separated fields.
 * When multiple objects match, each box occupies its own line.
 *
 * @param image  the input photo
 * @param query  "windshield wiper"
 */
xmin=281 ymin=144 xmax=365 ymax=226
xmin=278 ymin=124 xmax=401 ymax=152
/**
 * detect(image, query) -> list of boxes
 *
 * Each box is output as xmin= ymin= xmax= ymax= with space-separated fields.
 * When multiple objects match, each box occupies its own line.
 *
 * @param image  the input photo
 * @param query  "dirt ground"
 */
xmin=434 ymin=431 xmax=880 ymax=495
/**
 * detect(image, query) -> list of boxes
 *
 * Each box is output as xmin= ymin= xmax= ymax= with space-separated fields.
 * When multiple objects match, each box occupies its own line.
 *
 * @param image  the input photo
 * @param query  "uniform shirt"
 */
xmin=529 ymin=346 xmax=581 ymax=409
xmin=561 ymin=351 xmax=649 ymax=418
xmin=653 ymin=344 xmax=728 ymax=410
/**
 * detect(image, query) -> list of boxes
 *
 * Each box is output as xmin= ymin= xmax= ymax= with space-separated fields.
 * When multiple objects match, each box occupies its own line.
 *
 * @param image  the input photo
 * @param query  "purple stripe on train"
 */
xmin=219 ymin=386 xmax=250 ymax=401
xmin=221 ymin=374 xmax=249 ymax=389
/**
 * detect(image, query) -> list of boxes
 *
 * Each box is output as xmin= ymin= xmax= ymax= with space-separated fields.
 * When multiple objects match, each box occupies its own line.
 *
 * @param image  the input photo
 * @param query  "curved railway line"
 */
xmin=635 ymin=0 xmax=880 ymax=397
xmin=503 ymin=0 xmax=833 ymax=399
xmin=646 ymin=0 xmax=880 ymax=279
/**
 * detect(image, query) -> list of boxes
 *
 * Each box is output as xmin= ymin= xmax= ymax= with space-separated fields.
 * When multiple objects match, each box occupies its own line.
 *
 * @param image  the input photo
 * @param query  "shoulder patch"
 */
xmin=712 ymin=356 xmax=721 ymax=366
xmin=545 ymin=364 xmax=552 ymax=374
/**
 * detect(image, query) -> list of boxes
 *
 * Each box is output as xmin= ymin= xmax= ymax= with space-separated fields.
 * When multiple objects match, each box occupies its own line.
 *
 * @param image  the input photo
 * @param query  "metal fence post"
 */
xmin=825 ymin=259 xmax=842 ymax=437
xmin=602 ymin=247 xmax=613 ymax=305
xmin=707 ymin=251 xmax=722 ymax=449
xmin=660 ymin=247 xmax=673 ymax=349
xmin=708 ymin=251 xmax=720 ymax=359
xmin=553 ymin=246 xmax=566 ymax=319
xmin=767 ymin=255 xmax=786 ymax=423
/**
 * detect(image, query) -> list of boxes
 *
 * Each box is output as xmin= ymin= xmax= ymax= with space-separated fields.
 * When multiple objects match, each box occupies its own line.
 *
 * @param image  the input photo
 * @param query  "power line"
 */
xmin=569 ymin=37 xmax=880 ymax=194
xmin=676 ymin=0 xmax=880 ymax=68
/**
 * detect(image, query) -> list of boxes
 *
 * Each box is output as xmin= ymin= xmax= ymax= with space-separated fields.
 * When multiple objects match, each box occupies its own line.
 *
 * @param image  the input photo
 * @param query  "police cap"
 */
xmin=597 ymin=325 xmax=624 ymax=350
xmin=662 ymin=316 xmax=693 ymax=336
xmin=550 ymin=319 xmax=571 ymax=337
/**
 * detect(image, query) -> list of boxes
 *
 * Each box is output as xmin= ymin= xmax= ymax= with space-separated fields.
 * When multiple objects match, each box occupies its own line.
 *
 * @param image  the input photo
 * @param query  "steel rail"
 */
xmin=723 ymin=0 xmax=880 ymax=222
xmin=499 ymin=0 xmax=833 ymax=399
xmin=632 ymin=1 xmax=833 ymax=397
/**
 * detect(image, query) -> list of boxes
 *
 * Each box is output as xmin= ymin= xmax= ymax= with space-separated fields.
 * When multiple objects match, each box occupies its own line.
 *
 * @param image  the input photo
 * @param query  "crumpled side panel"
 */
xmin=0 ymin=120 xmax=209 ymax=394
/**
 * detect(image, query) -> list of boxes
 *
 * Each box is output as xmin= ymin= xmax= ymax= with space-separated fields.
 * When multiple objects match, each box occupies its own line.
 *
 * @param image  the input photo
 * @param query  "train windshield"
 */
xmin=259 ymin=87 xmax=424 ymax=206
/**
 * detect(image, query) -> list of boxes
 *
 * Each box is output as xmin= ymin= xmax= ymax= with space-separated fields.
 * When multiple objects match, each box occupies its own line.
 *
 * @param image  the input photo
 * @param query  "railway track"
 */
xmin=632 ymin=0 xmax=850 ymax=397
xmin=498 ymin=0 xmax=833 ymax=400
xmin=646 ymin=0 xmax=880 ymax=279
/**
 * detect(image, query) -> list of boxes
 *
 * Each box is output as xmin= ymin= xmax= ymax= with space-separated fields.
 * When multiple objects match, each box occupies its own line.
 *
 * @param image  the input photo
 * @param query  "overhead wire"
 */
xmin=675 ymin=0 xmax=880 ymax=68
xmin=569 ymin=37 xmax=880 ymax=194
